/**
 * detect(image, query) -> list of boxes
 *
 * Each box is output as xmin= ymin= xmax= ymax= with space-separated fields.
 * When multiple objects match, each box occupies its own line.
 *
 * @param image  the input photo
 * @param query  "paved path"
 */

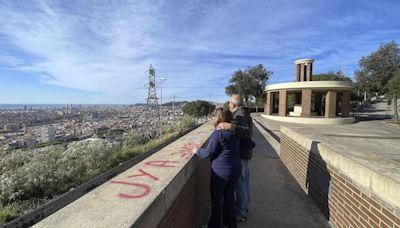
xmin=356 ymin=100 xmax=391 ymax=120
xmin=237 ymin=122 xmax=329 ymax=228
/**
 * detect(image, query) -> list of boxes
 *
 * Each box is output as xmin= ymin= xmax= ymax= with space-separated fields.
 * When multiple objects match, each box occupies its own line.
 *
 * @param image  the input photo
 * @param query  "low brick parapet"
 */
xmin=280 ymin=125 xmax=400 ymax=227
xmin=33 ymin=124 xmax=214 ymax=228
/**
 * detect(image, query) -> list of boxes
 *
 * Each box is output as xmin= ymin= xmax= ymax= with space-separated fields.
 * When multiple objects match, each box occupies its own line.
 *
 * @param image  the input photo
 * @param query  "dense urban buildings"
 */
xmin=0 ymin=105 xmax=185 ymax=150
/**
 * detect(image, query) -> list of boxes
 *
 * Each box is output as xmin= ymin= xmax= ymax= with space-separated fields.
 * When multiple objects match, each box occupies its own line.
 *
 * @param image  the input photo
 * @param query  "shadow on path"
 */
xmin=306 ymin=142 xmax=331 ymax=220
xmin=238 ymin=127 xmax=329 ymax=228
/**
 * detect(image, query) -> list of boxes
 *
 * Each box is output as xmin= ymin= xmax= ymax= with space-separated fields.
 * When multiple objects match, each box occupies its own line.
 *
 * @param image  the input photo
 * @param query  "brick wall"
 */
xmin=280 ymin=133 xmax=400 ymax=228
xmin=157 ymin=159 xmax=210 ymax=228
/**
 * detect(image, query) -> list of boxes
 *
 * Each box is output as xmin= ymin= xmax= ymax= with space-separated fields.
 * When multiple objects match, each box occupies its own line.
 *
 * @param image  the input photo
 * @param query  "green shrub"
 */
xmin=0 ymin=205 xmax=18 ymax=224
xmin=0 ymin=197 xmax=49 ymax=224
xmin=0 ymin=120 xmax=195 ymax=224
xmin=123 ymin=133 xmax=148 ymax=148
xmin=182 ymin=100 xmax=215 ymax=117
xmin=181 ymin=115 xmax=197 ymax=130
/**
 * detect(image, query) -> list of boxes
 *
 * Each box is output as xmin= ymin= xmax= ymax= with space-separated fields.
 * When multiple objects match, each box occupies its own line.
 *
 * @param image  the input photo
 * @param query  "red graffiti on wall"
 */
xmin=182 ymin=142 xmax=202 ymax=150
xmin=110 ymin=138 xmax=205 ymax=199
xmin=145 ymin=160 xmax=178 ymax=167
xmin=127 ymin=168 xmax=159 ymax=181
xmin=171 ymin=142 xmax=202 ymax=160
xmin=110 ymin=180 xmax=151 ymax=199
xmin=111 ymin=160 xmax=177 ymax=199
xmin=171 ymin=151 xmax=192 ymax=159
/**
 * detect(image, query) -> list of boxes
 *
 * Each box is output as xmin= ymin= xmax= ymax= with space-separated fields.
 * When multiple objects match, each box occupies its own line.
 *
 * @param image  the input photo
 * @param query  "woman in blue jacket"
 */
xmin=194 ymin=108 xmax=254 ymax=228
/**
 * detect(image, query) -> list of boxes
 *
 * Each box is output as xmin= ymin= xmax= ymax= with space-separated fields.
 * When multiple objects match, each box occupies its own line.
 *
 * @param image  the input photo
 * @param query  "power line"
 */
xmin=77 ymin=76 xmax=145 ymax=104
xmin=87 ymin=85 xmax=225 ymax=103
xmin=145 ymin=64 xmax=162 ymax=142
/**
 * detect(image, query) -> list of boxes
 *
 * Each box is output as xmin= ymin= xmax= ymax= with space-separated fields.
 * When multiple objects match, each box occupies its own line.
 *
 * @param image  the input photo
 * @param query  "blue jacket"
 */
xmin=196 ymin=129 xmax=242 ymax=181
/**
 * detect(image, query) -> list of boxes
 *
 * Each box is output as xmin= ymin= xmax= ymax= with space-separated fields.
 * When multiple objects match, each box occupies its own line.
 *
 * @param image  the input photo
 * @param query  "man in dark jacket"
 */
xmin=217 ymin=94 xmax=253 ymax=222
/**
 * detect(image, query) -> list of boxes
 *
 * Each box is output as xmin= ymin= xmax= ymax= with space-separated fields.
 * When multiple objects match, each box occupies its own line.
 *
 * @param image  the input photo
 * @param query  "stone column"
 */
xmin=301 ymin=89 xmax=312 ymax=117
xmin=325 ymin=90 xmax=337 ymax=118
xmin=296 ymin=64 xmax=301 ymax=82
xmin=341 ymin=91 xmax=351 ymax=117
xmin=265 ymin=92 xmax=273 ymax=115
xmin=306 ymin=63 xmax=312 ymax=81
xmin=300 ymin=64 xmax=305 ymax=81
xmin=279 ymin=90 xmax=287 ymax=116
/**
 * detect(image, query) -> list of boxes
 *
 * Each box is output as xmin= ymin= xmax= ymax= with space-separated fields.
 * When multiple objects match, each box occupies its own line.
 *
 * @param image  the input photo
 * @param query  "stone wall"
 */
xmin=157 ymin=159 xmax=210 ymax=228
xmin=34 ymin=124 xmax=214 ymax=228
xmin=280 ymin=127 xmax=400 ymax=228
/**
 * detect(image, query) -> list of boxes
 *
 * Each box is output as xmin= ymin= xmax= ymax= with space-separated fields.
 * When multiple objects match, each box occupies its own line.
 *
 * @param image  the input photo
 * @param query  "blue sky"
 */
xmin=0 ymin=0 xmax=399 ymax=104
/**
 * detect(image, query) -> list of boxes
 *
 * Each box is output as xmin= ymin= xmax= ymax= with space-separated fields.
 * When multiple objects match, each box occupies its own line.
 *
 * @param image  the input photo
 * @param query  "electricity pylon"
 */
xmin=145 ymin=64 xmax=161 ymax=140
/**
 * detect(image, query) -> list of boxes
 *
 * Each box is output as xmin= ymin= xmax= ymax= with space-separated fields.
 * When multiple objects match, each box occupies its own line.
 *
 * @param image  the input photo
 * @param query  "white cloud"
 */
xmin=0 ymin=0 xmax=399 ymax=103
xmin=0 ymin=0 xmax=158 ymax=93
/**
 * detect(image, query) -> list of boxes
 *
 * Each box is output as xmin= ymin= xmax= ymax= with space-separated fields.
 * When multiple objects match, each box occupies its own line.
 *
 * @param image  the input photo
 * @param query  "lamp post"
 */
xmin=159 ymin=77 xmax=167 ymax=142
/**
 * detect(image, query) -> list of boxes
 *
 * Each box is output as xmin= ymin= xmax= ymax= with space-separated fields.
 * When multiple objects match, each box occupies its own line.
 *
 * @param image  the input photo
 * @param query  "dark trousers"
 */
xmin=208 ymin=170 xmax=237 ymax=228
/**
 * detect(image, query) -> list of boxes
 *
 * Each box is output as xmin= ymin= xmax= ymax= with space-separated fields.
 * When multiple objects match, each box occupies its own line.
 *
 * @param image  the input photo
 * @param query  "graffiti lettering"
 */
xmin=110 ymin=180 xmax=151 ymax=199
xmin=181 ymin=142 xmax=202 ymax=150
xmin=111 ymin=135 xmax=207 ymax=200
xmin=171 ymin=142 xmax=203 ymax=159
xmin=145 ymin=160 xmax=178 ymax=167
xmin=171 ymin=151 xmax=192 ymax=159
xmin=127 ymin=168 xmax=159 ymax=181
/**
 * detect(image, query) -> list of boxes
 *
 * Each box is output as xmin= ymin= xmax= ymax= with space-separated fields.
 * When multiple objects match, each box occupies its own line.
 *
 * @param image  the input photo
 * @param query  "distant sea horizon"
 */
xmin=0 ymin=104 xmax=144 ymax=110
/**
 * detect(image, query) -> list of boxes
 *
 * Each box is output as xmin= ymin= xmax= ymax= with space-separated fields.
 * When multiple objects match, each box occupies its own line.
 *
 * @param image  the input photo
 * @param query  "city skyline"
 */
xmin=0 ymin=0 xmax=400 ymax=104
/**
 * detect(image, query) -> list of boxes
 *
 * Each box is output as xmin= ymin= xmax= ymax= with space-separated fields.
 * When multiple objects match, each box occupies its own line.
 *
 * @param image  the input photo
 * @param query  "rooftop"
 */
xmin=265 ymin=80 xmax=353 ymax=91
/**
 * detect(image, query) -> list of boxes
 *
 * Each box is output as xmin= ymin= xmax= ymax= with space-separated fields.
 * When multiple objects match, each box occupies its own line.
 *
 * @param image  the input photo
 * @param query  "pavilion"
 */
xmin=263 ymin=59 xmax=354 ymax=124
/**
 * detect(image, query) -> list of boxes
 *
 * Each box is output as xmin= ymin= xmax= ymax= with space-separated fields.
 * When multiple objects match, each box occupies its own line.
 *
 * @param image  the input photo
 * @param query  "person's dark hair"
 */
xmin=214 ymin=107 xmax=232 ymax=127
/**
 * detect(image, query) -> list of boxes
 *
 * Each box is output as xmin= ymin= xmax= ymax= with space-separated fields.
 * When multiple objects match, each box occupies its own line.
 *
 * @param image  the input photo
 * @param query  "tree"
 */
xmin=247 ymin=64 xmax=273 ymax=112
xmin=313 ymin=71 xmax=352 ymax=82
xmin=225 ymin=84 xmax=239 ymax=96
xmin=223 ymin=101 xmax=230 ymax=109
xmin=182 ymin=100 xmax=215 ymax=118
xmin=225 ymin=69 xmax=253 ymax=106
xmin=180 ymin=115 xmax=197 ymax=130
xmin=388 ymin=73 xmax=400 ymax=125
xmin=225 ymin=64 xmax=272 ymax=109
xmin=355 ymin=41 xmax=400 ymax=96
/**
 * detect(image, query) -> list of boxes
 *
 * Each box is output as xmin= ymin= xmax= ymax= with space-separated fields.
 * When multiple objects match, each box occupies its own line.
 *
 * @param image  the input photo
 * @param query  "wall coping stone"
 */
xmin=281 ymin=125 xmax=400 ymax=210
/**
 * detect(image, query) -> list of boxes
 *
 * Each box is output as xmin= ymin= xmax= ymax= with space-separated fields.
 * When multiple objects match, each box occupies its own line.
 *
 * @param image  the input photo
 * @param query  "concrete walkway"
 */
xmin=237 ymin=122 xmax=329 ymax=228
